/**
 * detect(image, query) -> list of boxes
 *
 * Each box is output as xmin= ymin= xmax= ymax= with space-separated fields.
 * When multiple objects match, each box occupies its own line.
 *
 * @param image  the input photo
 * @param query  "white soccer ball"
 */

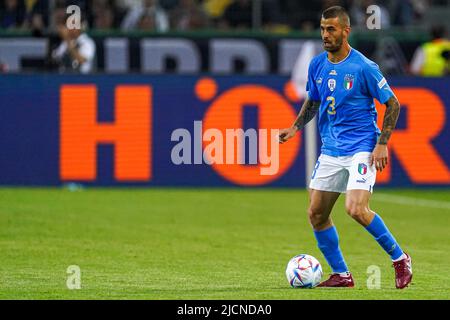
xmin=286 ymin=254 xmax=323 ymax=288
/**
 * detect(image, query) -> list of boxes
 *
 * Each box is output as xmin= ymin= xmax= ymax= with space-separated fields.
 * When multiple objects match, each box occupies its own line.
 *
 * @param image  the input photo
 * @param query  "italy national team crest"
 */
xmin=358 ymin=163 xmax=368 ymax=175
xmin=344 ymin=74 xmax=354 ymax=90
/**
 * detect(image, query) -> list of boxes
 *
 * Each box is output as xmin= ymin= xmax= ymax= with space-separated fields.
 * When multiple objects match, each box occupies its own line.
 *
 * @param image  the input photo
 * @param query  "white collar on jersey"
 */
xmin=327 ymin=47 xmax=353 ymax=65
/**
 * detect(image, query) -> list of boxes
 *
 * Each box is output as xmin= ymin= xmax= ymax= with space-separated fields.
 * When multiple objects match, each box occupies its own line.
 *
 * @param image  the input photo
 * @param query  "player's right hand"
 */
xmin=279 ymin=127 xmax=297 ymax=144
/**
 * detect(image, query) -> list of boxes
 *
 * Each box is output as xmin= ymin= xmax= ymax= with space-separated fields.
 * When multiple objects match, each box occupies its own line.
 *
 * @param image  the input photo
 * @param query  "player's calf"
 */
xmin=345 ymin=194 xmax=374 ymax=226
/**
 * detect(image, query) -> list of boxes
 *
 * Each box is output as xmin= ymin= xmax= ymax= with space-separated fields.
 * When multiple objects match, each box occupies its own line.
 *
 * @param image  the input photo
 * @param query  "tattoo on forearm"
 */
xmin=293 ymin=98 xmax=320 ymax=131
xmin=378 ymin=96 xmax=400 ymax=145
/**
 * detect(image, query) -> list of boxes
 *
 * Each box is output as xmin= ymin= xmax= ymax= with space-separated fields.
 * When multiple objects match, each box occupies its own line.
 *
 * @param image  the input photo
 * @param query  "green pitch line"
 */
xmin=0 ymin=188 xmax=449 ymax=300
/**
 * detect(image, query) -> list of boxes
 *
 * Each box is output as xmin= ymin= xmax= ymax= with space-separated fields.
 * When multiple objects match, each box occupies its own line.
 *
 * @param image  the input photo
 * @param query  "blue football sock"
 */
xmin=365 ymin=213 xmax=404 ymax=260
xmin=314 ymin=226 xmax=349 ymax=273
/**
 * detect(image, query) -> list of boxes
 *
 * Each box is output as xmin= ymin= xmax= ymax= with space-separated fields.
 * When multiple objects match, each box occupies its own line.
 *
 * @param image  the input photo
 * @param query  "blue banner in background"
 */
xmin=0 ymin=75 xmax=449 ymax=187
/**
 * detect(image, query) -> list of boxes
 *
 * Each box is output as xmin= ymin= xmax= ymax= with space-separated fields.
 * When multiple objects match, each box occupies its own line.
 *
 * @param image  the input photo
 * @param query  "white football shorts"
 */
xmin=309 ymin=152 xmax=376 ymax=193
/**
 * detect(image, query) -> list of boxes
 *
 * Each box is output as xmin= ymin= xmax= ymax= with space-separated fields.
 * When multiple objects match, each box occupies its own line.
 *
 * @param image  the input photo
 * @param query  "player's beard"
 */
xmin=323 ymin=35 xmax=343 ymax=53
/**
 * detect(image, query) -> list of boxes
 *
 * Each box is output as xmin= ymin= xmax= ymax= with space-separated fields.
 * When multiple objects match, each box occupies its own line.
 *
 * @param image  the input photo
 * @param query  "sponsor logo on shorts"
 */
xmin=356 ymin=178 xmax=367 ymax=183
xmin=358 ymin=163 xmax=368 ymax=175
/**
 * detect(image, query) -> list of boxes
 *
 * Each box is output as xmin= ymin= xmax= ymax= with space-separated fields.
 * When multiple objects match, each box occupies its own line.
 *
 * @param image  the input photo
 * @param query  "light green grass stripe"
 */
xmin=373 ymin=193 xmax=450 ymax=210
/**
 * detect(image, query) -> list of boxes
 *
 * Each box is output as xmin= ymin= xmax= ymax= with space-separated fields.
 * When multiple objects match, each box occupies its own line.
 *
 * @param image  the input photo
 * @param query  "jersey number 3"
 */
xmin=326 ymin=96 xmax=336 ymax=115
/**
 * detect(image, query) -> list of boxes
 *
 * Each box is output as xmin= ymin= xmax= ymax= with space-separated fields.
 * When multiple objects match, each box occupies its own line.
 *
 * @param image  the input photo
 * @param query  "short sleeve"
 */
xmin=79 ymin=38 xmax=96 ymax=62
xmin=363 ymin=62 xmax=394 ymax=104
xmin=306 ymin=62 xmax=320 ymax=101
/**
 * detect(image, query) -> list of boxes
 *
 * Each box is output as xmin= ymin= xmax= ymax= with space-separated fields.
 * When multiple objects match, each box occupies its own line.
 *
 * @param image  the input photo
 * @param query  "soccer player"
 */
xmin=279 ymin=6 xmax=412 ymax=289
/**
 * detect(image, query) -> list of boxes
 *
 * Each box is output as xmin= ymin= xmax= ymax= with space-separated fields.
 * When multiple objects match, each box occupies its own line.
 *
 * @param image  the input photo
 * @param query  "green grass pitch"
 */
xmin=0 ymin=187 xmax=449 ymax=300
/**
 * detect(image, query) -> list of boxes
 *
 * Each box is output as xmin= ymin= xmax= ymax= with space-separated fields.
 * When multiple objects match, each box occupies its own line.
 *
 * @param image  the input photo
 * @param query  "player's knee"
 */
xmin=308 ymin=207 xmax=328 ymax=229
xmin=345 ymin=201 xmax=368 ymax=220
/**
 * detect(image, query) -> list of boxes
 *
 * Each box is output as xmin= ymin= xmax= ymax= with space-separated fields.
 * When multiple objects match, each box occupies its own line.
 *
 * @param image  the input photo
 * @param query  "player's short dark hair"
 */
xmin=322 ymin=6 xmax=351 ymax=27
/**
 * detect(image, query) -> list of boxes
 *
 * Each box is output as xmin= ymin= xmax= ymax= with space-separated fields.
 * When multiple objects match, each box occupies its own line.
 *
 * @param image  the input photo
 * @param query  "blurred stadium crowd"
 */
xmin=0 ymin=0 xmax=448 ymax=76
xmin=0 ymin=0 xmax=448 ymax=34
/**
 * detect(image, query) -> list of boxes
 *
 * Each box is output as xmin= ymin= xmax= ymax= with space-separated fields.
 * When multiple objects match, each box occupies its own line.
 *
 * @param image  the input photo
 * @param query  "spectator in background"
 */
xmin=203 ymin=0 xmax=232 ymax=21
xmin=391 ymin=0 xmax=414 ymax=26
xmin=219 ymin=0 xmax=279 ymax=30
xmin=137 ymin=9 xmax=157 ymax=29
xmin=51 ymin=15 xmax=96 ymax=73
xmin=409 ymin=0 xmax=429 ymax=23
xmin=51 ymin=0 xmax=69 ymax=31
xmin=22 ymin=0 xmax=48 ymax=36
xmin=219 ymin=0 xmax=252 ymax=29
xmin=278 ymin=0 xmax=323 ymax=31
xmin=170 ymin=0 xmax=209 ymax=30
xmin=410 ymin=25 xmax=450 ymax=76
xmin=93 ymin=7 xmax=115 ymax=30
xmin=90 ymin=0 xmax=117 ymax=30
xmin=121 ymin=0 xmax=169 ymax=32
xmin=0 ymin=0 xmax=25 ymax=29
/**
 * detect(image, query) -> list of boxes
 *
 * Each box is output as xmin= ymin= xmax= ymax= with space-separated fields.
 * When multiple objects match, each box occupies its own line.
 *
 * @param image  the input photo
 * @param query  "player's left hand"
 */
xmin=370 ymin=144 xmax=388 ymax=172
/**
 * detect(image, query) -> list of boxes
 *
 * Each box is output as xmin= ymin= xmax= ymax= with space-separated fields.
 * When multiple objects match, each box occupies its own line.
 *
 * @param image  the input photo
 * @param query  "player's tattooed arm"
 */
xmin=378 ymin=95 xmax=401 ymax=145
xmin=292 ymin=98 xmax=321 ymax=131
xmin=279 ymin=97 xmax=320 ymax=143
xmin=371 ymin=95 xmax=400 ymax=171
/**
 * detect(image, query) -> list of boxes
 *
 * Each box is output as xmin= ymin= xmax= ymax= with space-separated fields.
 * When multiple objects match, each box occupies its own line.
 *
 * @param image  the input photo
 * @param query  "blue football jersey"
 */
xmin=306 ymin=48 xmax=394 ymax=156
